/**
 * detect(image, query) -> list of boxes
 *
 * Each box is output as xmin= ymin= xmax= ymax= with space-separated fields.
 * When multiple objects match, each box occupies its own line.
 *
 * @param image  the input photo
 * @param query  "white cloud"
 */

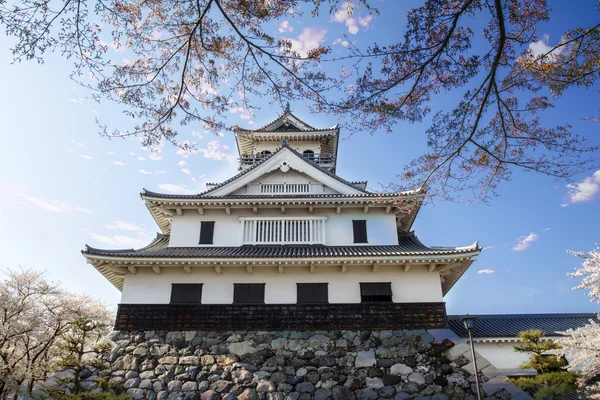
xmin=477 ymin=269 xmax=495 ymax=275
xmin=529 ymin=34 xmax=554 ymax=57
xmin=138 ymin=169 xmax=153 ymax=175
xmin=284 ymin=27 xmax=327 ymax=57
xmin=530 ymin=40 xmax=552 ymax=57
xmin=566 ymin=170 xmax=600 ymax=203
xmin=79 ymin=154 xmax=93 ymax=160
xmin=113 ymin=161 xmax=125 ymax=166
xmin=106 ymin=152 xmax=115 ymax=156
xmin=521 ymin=287 xmax=542 ymax=298
xmin=70 ymin=97 xmax=91 ymax=104
xmin=230 ymin=106 xmax=252 ymax=120
xmin=129 ymin=151 xmax=136 ymax=156
xmin=155 ymin=170 xmax=168 ymax=175
xmin=191 ymin=130 xmax=204 ymax=139
xmin=87 ymin=232 xmax=149 ymax=249
xmin=138 ymin=155 xmax=146 ymax=160
xmin=148 ymin=153 xmax=162 ymax=161
xmin=176 ymin=141 xmax=198 ymax=158
xmin=177 ymin=161 xmax=188 ymax=167
xmin=104 ymin=220 xmax=145 ymax=232
xmin=181 ymin=168 xmax=192 ymax=176
xmin=543 ymin=227 xmax=551 ymax=232
xmin=279 ymin=20 xmax=293 ymax=33
xmin=358 ymin=15 xmax=372 ymax=27
xmin=199 ymin=140 xmax=235 ymax=161
xmin=513 ymin=233 xmax=539 ymax=252
xmin=331 ymin=3 xmax=372 ymax=35
xmin=333 ymin=38 xmax=350 ymax=47
xmin=158 ymin=183 xmax=196 ymax=194
xmin=99 ymin=39 xmax=127 ymax=54
xmin=20 ymin=195 xmax=93 ymax=215
xmin=72 ymin=139 xmax=84 ymax=147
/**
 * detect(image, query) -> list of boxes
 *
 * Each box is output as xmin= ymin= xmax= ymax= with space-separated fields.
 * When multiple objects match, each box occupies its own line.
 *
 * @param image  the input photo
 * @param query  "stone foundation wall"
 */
xmin=50 ymin=330 xmax=531 ymax=400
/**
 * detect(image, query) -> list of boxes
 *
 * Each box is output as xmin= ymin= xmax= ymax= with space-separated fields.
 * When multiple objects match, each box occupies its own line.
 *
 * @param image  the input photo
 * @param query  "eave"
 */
xmin=141 ymin=194 xmax=423 ymax=234
xmin=83 ymin=251 xmax=479 ymax=294
xmin=235 ymin=130 xmax=339 ymax=164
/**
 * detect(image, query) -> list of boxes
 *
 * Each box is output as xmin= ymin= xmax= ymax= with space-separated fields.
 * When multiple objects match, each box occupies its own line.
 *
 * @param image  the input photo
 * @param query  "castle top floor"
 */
xmin=234 ymin=106 xmax=339 ymax=172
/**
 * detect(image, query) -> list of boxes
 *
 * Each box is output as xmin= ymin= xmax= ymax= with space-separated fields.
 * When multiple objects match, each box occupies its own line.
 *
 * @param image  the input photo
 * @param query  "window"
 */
xmin=297 ymin=283 xmax=329 ymax=304
xmin=360 ymin=283 xmax=392 ymax=303
xmin=233 ymin=283 xmax=265 ymax=304
xmin=302 ymin=150 xmax=315 ymax=161
xmin=170 ymin=284 xmax=203 ymax=304
xmin=353 ymin=220 xmax=368 ymax=243
xmin=199 ymin=221 xmax=215 ymax=244
xmin=257 ymin=150 xmax=272 ymax=159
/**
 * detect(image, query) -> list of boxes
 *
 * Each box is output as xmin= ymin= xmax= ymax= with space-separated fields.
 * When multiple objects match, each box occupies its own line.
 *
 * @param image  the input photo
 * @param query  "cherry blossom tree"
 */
xmin=330 ymin=0 xmax=599 ymax=201
xmin=0 ymin=0 xmax=598 ymax=201
xmin=0 ymin=268 xmax=113 ymax=399
xmin=559 ymin=249 xmax=600 ymax=398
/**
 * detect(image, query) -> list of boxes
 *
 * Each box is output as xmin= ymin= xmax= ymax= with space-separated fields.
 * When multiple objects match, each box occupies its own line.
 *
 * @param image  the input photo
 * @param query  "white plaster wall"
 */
xmin=120 ymin=265 xmax=444 ymax=304
xmin=169 ymin=208 xmax=398 ymax=247
xmin=473 ymin=342 xmax=530 ymax=370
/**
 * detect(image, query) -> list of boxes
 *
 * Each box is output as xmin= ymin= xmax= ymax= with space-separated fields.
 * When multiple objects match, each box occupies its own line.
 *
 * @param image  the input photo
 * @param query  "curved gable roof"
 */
xmin=235 ymin=109 xmax=336 ymax=133
xmin=141 ymin=144 xmax=371 ymax=200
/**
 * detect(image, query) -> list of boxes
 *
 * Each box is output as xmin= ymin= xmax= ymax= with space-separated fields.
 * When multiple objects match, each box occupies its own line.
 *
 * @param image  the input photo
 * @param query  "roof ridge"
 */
xmin=240 ymin=109 xmax=316 ymax=132
xmin=135 ymin=233 xmax=169 ymax=251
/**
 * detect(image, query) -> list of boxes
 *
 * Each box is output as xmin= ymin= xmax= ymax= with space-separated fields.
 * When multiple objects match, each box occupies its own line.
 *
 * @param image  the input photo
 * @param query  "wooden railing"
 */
xmin=240 ymin=217 xmax=327 ymax=245
xmin=114 ymin=302 xmax=448 ymax=331
xmin=239 ymin=153 xmax=335 ymax=165
xmin=259 ymin=183 xmax=310 ymax=194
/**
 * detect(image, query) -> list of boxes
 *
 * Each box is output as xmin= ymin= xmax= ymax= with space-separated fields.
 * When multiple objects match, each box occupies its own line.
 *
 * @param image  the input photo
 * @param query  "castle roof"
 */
xmin=83 ymin=233 xmax=480 ymax=294
xmin=141 ymin=145 xmax=423 ymax=234
xmin=234 ymin=110 xmax=340 ymax=164
xmin=235 ymin=106 xmax=338 ymax=133
xmin=448 ymin=313 xmax=598 ymax=340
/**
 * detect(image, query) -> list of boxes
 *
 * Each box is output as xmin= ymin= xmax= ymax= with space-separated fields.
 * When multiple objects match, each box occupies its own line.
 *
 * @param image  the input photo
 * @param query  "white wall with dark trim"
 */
xmin=473 ymin=341 xmax=531 ymax=370
xmin=120 ymin=265 xmax=444 ymax=304
xmin=168 ymin=208 xmax=398 ymax=247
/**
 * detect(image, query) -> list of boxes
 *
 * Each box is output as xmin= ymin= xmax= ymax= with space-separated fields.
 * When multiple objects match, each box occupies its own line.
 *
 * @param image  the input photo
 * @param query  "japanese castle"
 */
xmin=82 ymin=109 xmax=481 ymax=331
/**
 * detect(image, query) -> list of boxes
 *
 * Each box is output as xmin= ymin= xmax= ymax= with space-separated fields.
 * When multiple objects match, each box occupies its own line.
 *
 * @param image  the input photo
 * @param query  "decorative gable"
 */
xmin=230 ymin=169 xmax=340 ymax=196
xmin=205 ymin=146 xmax=365 ymax=197
xmin=261 ymin=113 xmax=315 ymax=132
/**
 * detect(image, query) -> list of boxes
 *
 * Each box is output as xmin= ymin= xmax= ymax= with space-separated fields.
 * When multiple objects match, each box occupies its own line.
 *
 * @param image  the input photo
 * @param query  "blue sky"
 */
xmin=0 ymin=1 xmax=598 ymax=315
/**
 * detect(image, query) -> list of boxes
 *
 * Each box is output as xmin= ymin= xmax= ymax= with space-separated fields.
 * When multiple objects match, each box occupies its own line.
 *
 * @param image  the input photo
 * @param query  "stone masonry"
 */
xmin=43 ymin=330 xmax=532 ymax=400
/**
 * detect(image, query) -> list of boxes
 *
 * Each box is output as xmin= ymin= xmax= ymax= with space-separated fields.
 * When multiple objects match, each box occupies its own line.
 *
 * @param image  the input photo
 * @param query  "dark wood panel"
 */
xmin=170 ymin=284 xmax=203 ymax=304
xmin=115 ymin=302 xmax=447 ymax=331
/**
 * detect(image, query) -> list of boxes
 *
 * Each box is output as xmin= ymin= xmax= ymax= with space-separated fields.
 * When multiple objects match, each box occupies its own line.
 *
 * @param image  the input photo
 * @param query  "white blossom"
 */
xmin=558 ymin=249 xmax=600 ymax=397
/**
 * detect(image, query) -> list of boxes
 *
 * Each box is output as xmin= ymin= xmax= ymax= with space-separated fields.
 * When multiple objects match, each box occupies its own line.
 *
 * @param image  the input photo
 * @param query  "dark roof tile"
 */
xmin=447 ymin=313 xmax=599 ymax=338
xmin=83 ymin=233 xmax=478 ymax=259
